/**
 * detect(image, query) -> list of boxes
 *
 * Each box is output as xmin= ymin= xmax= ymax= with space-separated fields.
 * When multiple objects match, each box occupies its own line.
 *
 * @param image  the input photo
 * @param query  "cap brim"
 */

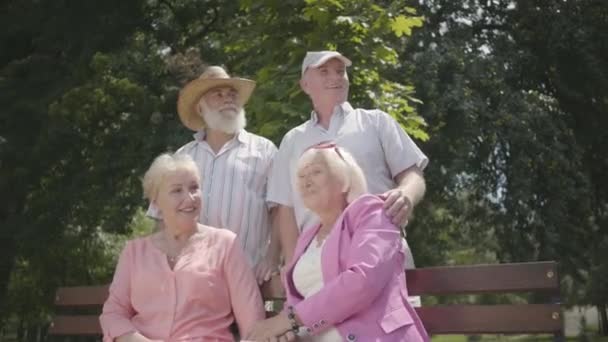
xmin=177 ymin=78 xmax=255 ymax=131
xmin=310 ymin=53 xmax=352 ymax=68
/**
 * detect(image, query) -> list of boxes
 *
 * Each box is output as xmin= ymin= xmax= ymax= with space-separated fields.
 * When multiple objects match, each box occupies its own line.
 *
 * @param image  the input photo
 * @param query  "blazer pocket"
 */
xmin=378 ymin=307 xmax=414 ymax=333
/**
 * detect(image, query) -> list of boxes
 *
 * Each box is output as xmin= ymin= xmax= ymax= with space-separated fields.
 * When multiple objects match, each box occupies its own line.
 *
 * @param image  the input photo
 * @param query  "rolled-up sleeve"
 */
xmin=267 ymin=133 xmax=294 ymax=207
xmin=377 ymin=111 xmax=428 ymax=176
xmin=99 ymin=242 xmax=137 ymax=340
xmin=263 ymin=140 xmax=279 ymax=209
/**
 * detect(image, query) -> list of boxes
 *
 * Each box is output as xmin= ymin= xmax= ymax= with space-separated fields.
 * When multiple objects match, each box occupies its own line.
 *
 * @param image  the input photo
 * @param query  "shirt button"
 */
xmin=306 ymin=327 xmax=312 ymax=334
xmin=320 ymin=319 xmax=326 ymax=325
xmin=313 ymin=323 xmax=320 ymax=329
xmin=347 ymin=333 xmax=357 ymax=341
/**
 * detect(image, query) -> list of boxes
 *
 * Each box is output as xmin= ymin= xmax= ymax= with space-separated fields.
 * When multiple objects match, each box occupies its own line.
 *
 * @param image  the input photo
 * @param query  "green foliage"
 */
xmin=391 ymin=15 xmax=424 ymax=38
xmin=2 ymin=0 xmax=606 ymax=338
xmin=404 ymin=0 xmax=608 ymax=325
xmin=224 ymin=0 xmax=428 ymax=144
xmin=5 ymin=209 xmax=153 ymax=332
xmin=0 ymin=0 xmax=426 ymax=336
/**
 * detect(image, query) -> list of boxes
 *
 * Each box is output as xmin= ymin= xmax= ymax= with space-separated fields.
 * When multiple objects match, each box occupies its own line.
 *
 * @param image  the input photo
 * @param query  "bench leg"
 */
xmin=553 ymin=332 xmax=565 ymax=342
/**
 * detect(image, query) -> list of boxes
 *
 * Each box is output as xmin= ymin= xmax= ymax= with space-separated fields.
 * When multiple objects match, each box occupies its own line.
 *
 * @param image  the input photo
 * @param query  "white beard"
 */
xmin=200 ymin=102 xmax=247 ymax=134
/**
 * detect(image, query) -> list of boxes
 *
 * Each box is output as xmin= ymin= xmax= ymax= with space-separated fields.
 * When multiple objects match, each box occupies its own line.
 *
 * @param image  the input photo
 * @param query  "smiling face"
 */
xmin=300 ymin=58 xmax=349 ymax=110
xmin=154 ymin=167 xmax=202 ymax=230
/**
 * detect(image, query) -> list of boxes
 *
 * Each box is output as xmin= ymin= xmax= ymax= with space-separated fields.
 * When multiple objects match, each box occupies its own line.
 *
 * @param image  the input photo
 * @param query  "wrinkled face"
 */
xmin=296 ymin=153 xmax=344 ymax=213
xmin=300 ymin=58 xmax=349 ymax=107
xmin=198 ymin=86 xmax=246 ymax=134
xmin=201 ymin=86 xmax=239 ymax=116
xmin=155 ymin=168 xmax=202 ymax=228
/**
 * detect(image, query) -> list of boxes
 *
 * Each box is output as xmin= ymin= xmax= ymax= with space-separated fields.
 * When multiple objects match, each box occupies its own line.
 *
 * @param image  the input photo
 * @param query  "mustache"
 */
xmin=220 ymin=104 xmax=239 ymax=111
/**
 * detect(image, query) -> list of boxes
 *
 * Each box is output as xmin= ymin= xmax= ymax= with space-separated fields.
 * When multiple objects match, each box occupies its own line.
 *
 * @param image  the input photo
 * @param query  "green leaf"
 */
xmin=390 ymin=15 xmax=423 ymax=37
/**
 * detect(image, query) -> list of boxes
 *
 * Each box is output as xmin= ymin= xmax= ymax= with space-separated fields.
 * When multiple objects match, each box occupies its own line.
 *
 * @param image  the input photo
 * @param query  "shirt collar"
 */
xmin=310 ymin=102 xmax=354 ymax=124
xmin=193 ymin=129 xmax=250 ymax=145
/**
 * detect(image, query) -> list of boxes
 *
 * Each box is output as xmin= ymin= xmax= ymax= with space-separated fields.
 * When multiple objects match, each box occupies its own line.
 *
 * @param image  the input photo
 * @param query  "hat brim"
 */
xmin=177 ymin=78 xmax=255 ymax=131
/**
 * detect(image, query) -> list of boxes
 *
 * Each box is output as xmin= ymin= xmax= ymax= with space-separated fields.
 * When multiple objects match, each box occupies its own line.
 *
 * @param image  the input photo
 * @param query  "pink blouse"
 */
xmin=99 ymin=227 xmax=265 ymax=341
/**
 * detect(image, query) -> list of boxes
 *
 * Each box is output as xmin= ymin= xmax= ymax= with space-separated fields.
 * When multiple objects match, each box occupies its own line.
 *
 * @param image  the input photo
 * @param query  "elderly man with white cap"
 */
xmin=268 ymin=51 xmax=428 ymax=286
xmin=148 ymin=65 xmax=280 ymax=284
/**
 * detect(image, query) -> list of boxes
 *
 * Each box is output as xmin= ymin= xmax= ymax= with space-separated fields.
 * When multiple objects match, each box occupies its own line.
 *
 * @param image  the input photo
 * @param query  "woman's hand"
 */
xmin=242 ymin=330 xmax=296 ymax=342
xmin=246 ymin=313 xmax=293 ymax=341
xmin=274 ymin=330 xmax=297 ymax=342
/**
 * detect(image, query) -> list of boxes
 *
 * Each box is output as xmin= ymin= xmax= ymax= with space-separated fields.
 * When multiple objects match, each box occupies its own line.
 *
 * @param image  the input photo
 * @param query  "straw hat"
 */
xmin=177 ymin=66 xmax=256 ymax=131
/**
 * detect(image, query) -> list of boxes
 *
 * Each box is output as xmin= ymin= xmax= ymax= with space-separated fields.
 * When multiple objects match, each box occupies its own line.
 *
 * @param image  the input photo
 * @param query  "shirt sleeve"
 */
xmin=266 ymin=132 xmax=295 ymax=207
xmin=377 ymin=111 xmax=428 ymax=177
xmin=263 ymin=140 xmax=279 ymax=210
xmin=224 ymin=237 xmax=265 ymax=337
xmin=99 ymin=241 xmax=138 ymax=340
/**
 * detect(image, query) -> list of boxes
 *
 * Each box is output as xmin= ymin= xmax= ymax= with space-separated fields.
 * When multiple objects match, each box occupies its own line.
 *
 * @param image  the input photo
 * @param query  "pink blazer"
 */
xmin=283 ymin=194 xmax=429 ymax=342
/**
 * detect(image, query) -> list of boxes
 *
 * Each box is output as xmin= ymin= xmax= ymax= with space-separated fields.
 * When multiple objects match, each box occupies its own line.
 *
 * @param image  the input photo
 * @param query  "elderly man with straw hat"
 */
xmin=148 ymin=65 xmax=280 ymax=284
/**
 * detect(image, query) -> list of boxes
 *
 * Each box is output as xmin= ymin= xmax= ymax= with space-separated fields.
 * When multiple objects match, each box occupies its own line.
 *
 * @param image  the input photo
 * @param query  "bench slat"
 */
xmin=418 ymin=304 xmax=562 ymax=333
xmin=54 ymin=281 xmax=286 ymax=306
xmin=53 ymin=262 xmax=559 ymax=306
xmin=50 ymin=262 xmax=563 ymax=336
xmin=406 ymin=261 xmax=558 ymax=296
xmin=55 ymin=285 xmax=109 ymax=306
xmin=49 ymin=315 xmax=102 ymax=335
xmin=50 ymin=304 xmax=562 ymax=335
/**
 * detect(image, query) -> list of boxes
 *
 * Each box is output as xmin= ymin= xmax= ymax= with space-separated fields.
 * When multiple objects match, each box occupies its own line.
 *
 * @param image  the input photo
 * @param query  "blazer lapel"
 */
xmin=320 ymin=210 xmax=349 ymax=283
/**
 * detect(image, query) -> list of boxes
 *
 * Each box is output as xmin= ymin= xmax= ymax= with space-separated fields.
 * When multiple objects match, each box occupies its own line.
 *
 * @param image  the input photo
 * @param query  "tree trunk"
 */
xmin=0 ymin=233 xmax=16 ymax=332
xmin=599 ymin=303 xmax=608 ymax=336
xmin=16 ymin=317 xmax=24 ymax=342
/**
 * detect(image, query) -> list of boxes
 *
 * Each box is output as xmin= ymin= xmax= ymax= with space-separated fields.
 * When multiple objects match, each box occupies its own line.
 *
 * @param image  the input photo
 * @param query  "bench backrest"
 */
xmin=49 ymin=261 xmax=563 ymax=336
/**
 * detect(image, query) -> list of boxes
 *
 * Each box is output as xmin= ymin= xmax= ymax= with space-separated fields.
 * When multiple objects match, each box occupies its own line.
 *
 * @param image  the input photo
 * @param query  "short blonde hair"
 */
xmin=296 ymin=145 xmax=367 ymax=203
xmin=142 ymin=153 xmax=200 ymax=201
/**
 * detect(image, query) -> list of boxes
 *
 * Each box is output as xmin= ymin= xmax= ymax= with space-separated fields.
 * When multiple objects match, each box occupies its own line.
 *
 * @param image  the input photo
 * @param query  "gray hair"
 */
xmin=296 ymin=146 xmax=368 ymax=203
xmin=142 ymin=153 xmax=200 ymax=201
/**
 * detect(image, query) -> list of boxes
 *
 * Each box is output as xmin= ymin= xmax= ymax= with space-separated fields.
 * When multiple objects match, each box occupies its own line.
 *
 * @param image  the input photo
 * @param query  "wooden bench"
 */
xmin=49 ymin=261 xmax=564 ymax=339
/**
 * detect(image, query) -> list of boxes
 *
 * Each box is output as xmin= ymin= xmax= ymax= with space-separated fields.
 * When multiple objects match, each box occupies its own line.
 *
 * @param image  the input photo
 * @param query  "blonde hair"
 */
xmin=142 ymin=153 xmax=200 ymax=201
xmin=296 ymin=146 xmax=367 ymax=203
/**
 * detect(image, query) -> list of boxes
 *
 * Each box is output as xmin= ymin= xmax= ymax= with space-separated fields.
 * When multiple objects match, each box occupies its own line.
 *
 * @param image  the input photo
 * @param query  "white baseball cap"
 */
xmin=301 ymin=51 xmax=352 ymax=76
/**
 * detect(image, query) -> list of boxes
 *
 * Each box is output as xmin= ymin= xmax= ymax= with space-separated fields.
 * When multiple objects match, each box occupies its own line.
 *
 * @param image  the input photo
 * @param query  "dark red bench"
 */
xmin=50 ymin=261 xmax=564 ymax=339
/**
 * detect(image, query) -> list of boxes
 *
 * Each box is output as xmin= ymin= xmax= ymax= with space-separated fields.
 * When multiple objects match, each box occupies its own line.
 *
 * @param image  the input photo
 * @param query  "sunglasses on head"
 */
xmin=307 ymin=141 xmax=345 ymax=161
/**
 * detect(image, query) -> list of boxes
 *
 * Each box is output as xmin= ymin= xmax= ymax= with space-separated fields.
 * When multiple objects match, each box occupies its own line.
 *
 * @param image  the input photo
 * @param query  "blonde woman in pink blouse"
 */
xmin=100 ymin=153 xmax=265 ymax=342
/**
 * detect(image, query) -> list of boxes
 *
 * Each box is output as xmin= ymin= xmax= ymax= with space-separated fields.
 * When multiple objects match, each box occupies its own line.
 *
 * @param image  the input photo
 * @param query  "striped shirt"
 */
xmin=148 ymin=129 xmax=277 ymax=266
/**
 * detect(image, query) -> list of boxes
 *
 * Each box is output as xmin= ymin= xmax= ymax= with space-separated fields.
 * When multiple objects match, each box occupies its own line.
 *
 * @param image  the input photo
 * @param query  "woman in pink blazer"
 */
xmin=248 ymin=144 xmax=428 ymax=341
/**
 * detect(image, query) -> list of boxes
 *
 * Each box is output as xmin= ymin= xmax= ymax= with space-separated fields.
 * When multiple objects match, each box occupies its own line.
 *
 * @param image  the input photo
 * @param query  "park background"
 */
xmin=1 ymin=0 xmax=607 ymax=340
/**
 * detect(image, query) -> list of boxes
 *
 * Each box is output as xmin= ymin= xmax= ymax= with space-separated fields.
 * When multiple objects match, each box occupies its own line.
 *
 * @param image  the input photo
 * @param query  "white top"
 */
xmin=292 ymin=238 xmax=343 ymax=341
xmin=147 ymin=129 xmax=277 ymax=265
xmin=267 ymin=102 xmax=428 ymax=231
